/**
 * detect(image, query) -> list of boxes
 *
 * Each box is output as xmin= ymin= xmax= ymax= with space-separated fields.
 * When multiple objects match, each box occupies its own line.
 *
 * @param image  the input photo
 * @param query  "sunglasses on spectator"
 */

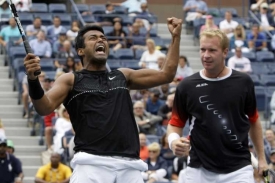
xmin=134 ymin=107 xmax=143 ymax=109
xmin=149 ymin=150 xmax=157 ymax=153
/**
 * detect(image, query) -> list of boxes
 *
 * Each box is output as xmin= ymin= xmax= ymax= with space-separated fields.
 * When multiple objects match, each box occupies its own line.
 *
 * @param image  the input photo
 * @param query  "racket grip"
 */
xmin=23 ymin=40 xmax=41 ymax=76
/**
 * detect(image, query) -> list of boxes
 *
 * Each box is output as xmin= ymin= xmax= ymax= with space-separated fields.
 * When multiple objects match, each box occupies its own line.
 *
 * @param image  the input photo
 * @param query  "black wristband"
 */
xmin=28 ymin=77 xmax=44 ymax=100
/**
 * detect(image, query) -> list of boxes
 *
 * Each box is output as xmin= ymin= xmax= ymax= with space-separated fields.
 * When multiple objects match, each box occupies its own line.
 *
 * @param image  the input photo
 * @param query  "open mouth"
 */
xmin=95 ymin=45 xmax=105 ymax=54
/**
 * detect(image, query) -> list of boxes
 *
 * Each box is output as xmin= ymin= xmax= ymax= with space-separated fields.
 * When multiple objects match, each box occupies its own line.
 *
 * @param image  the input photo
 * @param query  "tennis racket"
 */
xmin=9 ymin=0 xmax=41 ymax=76
xmin=263 ymin=169 xmax=275 ymax=183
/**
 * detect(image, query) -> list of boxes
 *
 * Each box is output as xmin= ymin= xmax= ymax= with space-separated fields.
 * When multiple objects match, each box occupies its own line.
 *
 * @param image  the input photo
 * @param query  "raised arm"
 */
xmin=119 ymin=17 xmax=182 ymax=90
xmin=24 ymin=53 xmax=74 ymax=116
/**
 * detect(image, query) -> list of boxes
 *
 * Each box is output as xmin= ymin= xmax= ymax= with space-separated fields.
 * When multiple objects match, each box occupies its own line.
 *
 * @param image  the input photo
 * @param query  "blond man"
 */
xmin=167 ymin=29 xmax=268 ymax=183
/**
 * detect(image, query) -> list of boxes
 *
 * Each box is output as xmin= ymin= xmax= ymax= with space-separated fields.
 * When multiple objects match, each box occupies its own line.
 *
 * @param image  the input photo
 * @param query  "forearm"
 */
xmin=249 ymin=119 xmax=266 ymax=160
xmin=161 ymin=36 xmax=180 ymax=82
xmin=167 ymin=124 xmax=183 ymax=136
xmin=35 ymin=177 xmax=48 ymax=183
xmin=60 ymin=178 xmax=70 ymax=183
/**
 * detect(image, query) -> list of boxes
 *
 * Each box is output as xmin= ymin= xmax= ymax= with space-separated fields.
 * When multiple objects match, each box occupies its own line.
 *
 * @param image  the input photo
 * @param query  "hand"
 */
xmin=167 ymin=17 xmax=182 ymax=38
xmin=171 ymin=137 xmax=190 ymax=156
xmin=166 ymin=112 xmax=172 ymax=119
xmin=24 ymin=53 xmax=41 ymax=80
xmin=258 ymin=158 xmax=268 ymax=177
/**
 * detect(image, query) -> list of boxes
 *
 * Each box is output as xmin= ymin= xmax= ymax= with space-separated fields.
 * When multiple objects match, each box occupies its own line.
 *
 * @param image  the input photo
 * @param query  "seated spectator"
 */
xmin=0 ymin=0 xmax=11 ymax=23
xmin=29 ymin=30 xmax=52 ymax=58
xmin=248 ymin=24 xmax=267 ymax=51
xmin=131 ymin=89 xmax=150 ymax=104
xmin=227 ymin=47 xmax=252 ymax=73
xmin=255 ymin=2 xmax=275 ymax=31
xmin=139 ymin=133 xmax=149 ymax=160
xmin=269 ymin=149 xmax=275 ymax=170
xmin=26 ymin=17 xmax=47 ymax=39
xmin=0 ymin=118 xmax=5 ymax=138
xmin=264 ymin=129 xmax=275 ymax=164
xmin=159 ymin=83 xmax=169 ymax=100
xmin=134 ymin=101 xmax=162 ymax=135
xmin=250 ymin=0 xmax=266 ymax=12
xmin=160 ymin=133 xmax=175 ymax=167
xmin=134 ymin=3 xmax=154 ymax=30
xmin=96 ymin=2 xmax=121 ymax=26
xmin=219 ymin=11 xmax=239 ymax=38
xmin=0 ymin=137 xmax=24 ymax=183
xmin=14 ymin=0 xmax=32 ymax=12
xmin=141 ymin=142 xmax=169 ymax=183
xmin=183 ymin=0 xmax=208 ymax=23
xmin=146 ymin=89 xmax=164 ymax=115
xmin=113 ymin=0 xmax=147 ymax=15
xmin=47 ymin=16 xmax=67 ymax=43
xmin=35 ymin=152 xmax=72 ymax=183
xmin=53 ymin=32 xmax=68 ymax=56
xmin=44 ymin=111 xmax=55 ymax=151
xmin=230 ymin=25 xmax=249 ymax=52
xmin=175 ymin=55 xmax=193 ymax=79
xmin=21 ymin=75 xmax=29 ymax=118
xmin=106 ymin=21 xmax=127 ymax=51
xmin=157 ymin=55 xmax=165 ymax=70
xmin=271 ymin=91 xmax=275 ymax=123
xmin=55 ymin=40 xmax=76 ymax=59
xmin=128 ymin=22 xmax=148 ymax=50
xmin=200 ymin=15 xmax=218 ymax=33
xmin=55 ymin=57 xmax=80 ymax=73
xmin=139 ymin=39 xmax=166 ymax=70
xmin=53 ymin=105 xmax=72 ymax=154
xmin=0 ymin=17 xmax=22 ymax=48
xmin=61 ymin=129 xmax=75 ymax=160
xmin=66 ymin=20 xmax=80 ymax=41
xmin=158 ymin=94 xmax=174 ymax=126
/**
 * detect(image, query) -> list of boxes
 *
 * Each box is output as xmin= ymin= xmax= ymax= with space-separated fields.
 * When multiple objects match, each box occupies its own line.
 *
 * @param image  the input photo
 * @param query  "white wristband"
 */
xmin=168 ymin=132 xmax=180 ymax=150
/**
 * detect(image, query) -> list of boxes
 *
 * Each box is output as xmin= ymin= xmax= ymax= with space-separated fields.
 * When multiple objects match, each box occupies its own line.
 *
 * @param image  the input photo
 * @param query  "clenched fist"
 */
xmin=167 ymin=17 xmax=183 ymax=38
xmin=24 ymin=53 xmax=41 ymax=80
xmin=171 ymin=137 xmax=190 ymax=157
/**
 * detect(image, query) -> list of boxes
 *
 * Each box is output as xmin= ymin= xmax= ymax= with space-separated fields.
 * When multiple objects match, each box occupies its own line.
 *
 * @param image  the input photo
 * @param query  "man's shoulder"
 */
xmin=59 ymin=163 xmax=71 ymax=171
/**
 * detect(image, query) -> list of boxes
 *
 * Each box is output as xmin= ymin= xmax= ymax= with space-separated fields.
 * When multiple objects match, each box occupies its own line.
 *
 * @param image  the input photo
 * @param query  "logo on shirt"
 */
xmin=109 ymin=76 xmax=116 ymax=80
xmin=196 ymin=83 xmax=208 ymax=88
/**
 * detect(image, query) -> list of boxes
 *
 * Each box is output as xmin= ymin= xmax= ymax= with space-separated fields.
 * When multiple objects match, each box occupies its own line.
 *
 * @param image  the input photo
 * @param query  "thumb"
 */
xmin=167 ymin=17 xmax=173 ymax=23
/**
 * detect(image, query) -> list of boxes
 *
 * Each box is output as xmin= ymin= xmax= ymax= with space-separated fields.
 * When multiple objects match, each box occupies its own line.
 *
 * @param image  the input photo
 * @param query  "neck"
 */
xmin=150 ymin=157 xmax=157 ymax=162
xmin=84 ymin=63 xmax=106 ymax=71
xmin=51 ymin=163 xmax=59 ymax=169
xmin=0 ymin=153 xmax=6 ymax=158
xmin=148 ymin=49 xmax=154 ymax=54
xmin=204 ymin=66 xmax=227 ymax=78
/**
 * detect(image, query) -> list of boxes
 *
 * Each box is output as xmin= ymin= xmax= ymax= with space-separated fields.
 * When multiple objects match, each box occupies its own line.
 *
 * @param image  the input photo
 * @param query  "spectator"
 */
xmin=53 ymin=105 xmax=72 ymax=154
xmin=47 ymin=16 xmax=67 ymax=43
xmin=229 ymin=25 xmax=249 ymax=52
xmin=128 ymin=22 xmax=148 ymax=50
xmin=269 ymin=149 xmax=275 ymax=170
xmin=141 ymin=142 xmax=169 ymax=183
xmin=53 ymin=32 xmax=68 ymax=56
xmin=113 ymin=0 xmax=147 ymax=15
xmin=183 ymin=0 xmax=208 ymax=23
xmin=96 ymin=2 xmax=121 ymax=26
xmin=158 ymin=93 xmax=174 ymax=126
xmin=160 ymin=133 xmax=175 ymax=167
xmin=56 ymin=57 xmax=80 ymax=73
xmin=219 ymin=11 xmax=239 ymax=38
xmin=139 ymin=39 xmax=166 ymax=69
xmin=29 ymin=30 xmax=52 ymax=58
xmin=271 ymin=90 xmax=275 ymax=123
xmin=264 ymin=129 xmax=275 ymax=164
xmin=256 ymin=2 xmax=275 ymax=31
xmin=175 ymin=55 xmax=193 ymax=79
xmin=200 ymin=15 xmax=218 ymax=33
xmin=6 ymin=139 xmax=15 ymax=154
xmin=0 ymin=137 xmax=24 ymax=183
xmin=134 ymin=101 xmax=162 ymax=134
xmin=106 ymin=21 xmax=127 ymax=51
xmin=26 ymin=17 xmax=47 ymax=39
xmin=66 ymin=20 xmax=80 ymax=41
xmin=139 ymin=133 xmax=149 ymax=160
xmin=131 ymin=89 xmax=150 ymax=104
xmin=134 ymin=3 xmax=154 ymax=30
xmin=157 ymin=56 xmax=165 ymax=70
xmin=43 ymin=111 xmax=55 ymax=151
xmin=14 ymin=0 xmax=32 ymax=12
xmin=35 ymin=152 xmax=72 ymax=183
xmin=227 ymin=47 xmax=252 ymax=73
xmin=0 ymin=0 xmax=11 ymax=23
xmin=0 ymin=17 xmax=22 ymax=48
xmin=146 ymin=89 xmax=165 ymax=115
xmin=250 ymin=0 xmax=266 ymax=12
xmin=248 ymin=24 xmax=267 ymax=51
xmin=55 ymin=40 xmax=76 ymax=59
xmin=159 ymin=83 xmax=169 ymax=101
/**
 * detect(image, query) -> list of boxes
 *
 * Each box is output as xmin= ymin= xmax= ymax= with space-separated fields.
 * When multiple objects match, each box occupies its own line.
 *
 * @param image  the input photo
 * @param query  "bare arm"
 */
xmin=35 ymin=177 xmax=48 ymax=183
xmin=167 ymin=124 xmax=183 ymax=137
xmin=60 ymin=178 xmax=70 ymax=183
xmin=119 ymin=17 xmax=182 ymax=90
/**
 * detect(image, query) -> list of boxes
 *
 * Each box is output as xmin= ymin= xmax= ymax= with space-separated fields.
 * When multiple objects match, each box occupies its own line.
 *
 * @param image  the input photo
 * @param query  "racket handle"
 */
xmin=23 ymin=39 xmax=41 ymax=76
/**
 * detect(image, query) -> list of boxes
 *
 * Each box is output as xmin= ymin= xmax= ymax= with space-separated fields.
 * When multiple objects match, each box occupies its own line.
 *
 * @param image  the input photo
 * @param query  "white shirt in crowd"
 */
xmin=66 ymin=30 xmax=78 ymax=40
xmin=14 ymin=0 xmax=32 ymax=12
xmin=227 ymin=56 xmax=252 ymax=73
xmin=261 ymin=14 xmax=270 ymax=28
xmin=219 ymin=20 xmax=238 ymax=38
xmin=176 ymin=65 xmax=194 ymax=79
xmin=139 ymin=50 xmax=165 ymax=70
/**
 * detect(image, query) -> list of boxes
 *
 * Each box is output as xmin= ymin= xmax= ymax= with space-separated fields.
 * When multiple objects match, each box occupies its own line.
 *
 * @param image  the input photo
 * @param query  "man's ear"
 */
xmin=77 ymin=48 xmax=84 ymax=57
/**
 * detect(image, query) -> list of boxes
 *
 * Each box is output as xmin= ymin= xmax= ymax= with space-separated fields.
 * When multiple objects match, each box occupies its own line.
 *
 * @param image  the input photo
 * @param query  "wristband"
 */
xmin=168 ymin=132 xmax=180 ymax=150
xmin=28 ymin=77 xmax=44 ymax=100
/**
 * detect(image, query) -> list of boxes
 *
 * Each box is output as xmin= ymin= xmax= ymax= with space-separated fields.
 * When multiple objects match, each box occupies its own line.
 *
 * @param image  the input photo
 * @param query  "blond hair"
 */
xmin=200 ymin=29 xmax=229 ymax=50
xmin=146 ymin=38 xmax=156 ymax=47
xmin=148 ymin=142 xmax=161 ymax=151
xmin=233 ymin=24 xmax=246 ymax=40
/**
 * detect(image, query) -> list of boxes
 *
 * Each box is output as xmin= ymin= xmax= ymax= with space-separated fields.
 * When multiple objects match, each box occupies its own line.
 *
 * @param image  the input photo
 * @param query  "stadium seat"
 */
xmin=256 ymin=51 xmax=275 ymax=62
xmin=120 ymin=15 xmax=134 ymax=26
xmin=242 ymin=52 xmax=256 ymax=62
xmin=108 ymin=49 xmax=116 ymax=59
xmin=267 ymin=63 xmax=275 ymax=74
xmin=31 ymin=3 xmax=48 ymax=12
xmin=234 ymin=17 xmax=247 ymax=28
xmin=208 ymin=8 xmax=220 ymax=17
xmin=49 ymin=3 xmax=67 ymax=13
xmin=45 ymin=71 xmax=56 ymax=80
xmin=39 ymin=58 xmax=55 ymax=72
xmin=8 ymin=36 xmax=22 ymax=47
xmin=122 ymin=60 xmax=140 ymax=70
xmin=146 ymin=135 xmax=160 ymax=144
xmin=255 ymin=86 xmax=266 ymax=111
xmin=149 ymin=27 xmax=158 ymax=37
xmin=220 ymin=8 xmax=238 ymax=17
xmin=213 ymin=17 xmax=223 ymax=26
xmin=260 ymin=74 xmax=275 ymax=86
xmin=114 ymin=6 xmax=127 ymax=14
xmin=249 ymin=74 xmax=261 ymax=86
xmin=72 ymin=4 xmax=89 ymax=13
xmin=82 ymin=15 xmax=96 ymax=23
xmin=251 ymin=63 xmax=270 ymax=75
xmin=34 ymin=13 xmax=52 ymax=26
xmin=135 ymin=49 xmax=144 ymax=60
xmin=9 ymin=47 xmax=26 ymax=60
xmin=90 ymin=4 xmax=105 ymax=14
xmin=151 ymin=37 xmax=166 ymax=49
xmin=102 ymin=26 xmax=113 ymax=35
xmin=115 ymin=48 xmax=134 ymax=59
xmin=107 ymin=60 xmax=121 ymax=69
xmin=53 ymin=14 xmax=72 ymax=26
xmin=17 ymin=13 xmax=33 ymax=25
